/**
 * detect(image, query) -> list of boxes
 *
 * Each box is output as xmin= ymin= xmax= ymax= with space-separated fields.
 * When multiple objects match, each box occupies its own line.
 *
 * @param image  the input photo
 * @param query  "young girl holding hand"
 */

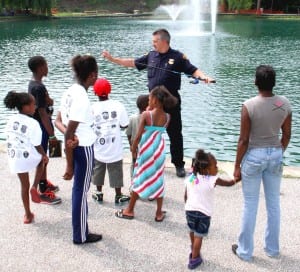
xmin=185 ymin=149 xmax=238 ymax=269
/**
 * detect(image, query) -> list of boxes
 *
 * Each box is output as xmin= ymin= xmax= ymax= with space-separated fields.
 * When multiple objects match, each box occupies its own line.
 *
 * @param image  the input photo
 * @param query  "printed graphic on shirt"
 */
xmin=94 ymin=110 xmax=119 ymax=146
xmin=7 ymin=121 xmax=31 ymax=159
xmin=273 ymin=100 xmax=285 ymax=111
xmin=62 ymin=93 xmax=73 ymax=120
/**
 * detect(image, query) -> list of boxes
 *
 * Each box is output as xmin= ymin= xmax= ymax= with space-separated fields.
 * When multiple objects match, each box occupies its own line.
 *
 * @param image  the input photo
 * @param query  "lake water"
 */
xmin=0 ymin=15 xmax=299 ymax=165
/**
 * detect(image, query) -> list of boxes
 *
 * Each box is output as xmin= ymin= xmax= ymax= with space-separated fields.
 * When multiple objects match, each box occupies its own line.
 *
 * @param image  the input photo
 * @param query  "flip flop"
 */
xmin=115 ymin=209 xmax=134 ymax=220
xmin=155 ymin=211 xmax=166 ymax=222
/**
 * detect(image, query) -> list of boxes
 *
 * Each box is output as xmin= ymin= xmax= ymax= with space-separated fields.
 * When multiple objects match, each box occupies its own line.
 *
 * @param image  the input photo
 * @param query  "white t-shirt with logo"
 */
xmin=59 ymin=83 xmax=96 ymax=146
xmin=6 ymin=113 xmax=42 ymax=174
xmin=92 ymin=99 xmax=129 ymax=163
xmin=185 ymin=173 xmax=218 ymax=216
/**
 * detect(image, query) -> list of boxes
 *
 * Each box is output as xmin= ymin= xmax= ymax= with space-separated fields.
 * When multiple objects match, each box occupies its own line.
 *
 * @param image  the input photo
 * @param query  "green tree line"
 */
xmin=223 ymin=0 xmax=300 ymax=12
xmin=0 ymin=0 xmax=52 ymax=15
xmin=1 ymin=0 xmax=299 ymax=16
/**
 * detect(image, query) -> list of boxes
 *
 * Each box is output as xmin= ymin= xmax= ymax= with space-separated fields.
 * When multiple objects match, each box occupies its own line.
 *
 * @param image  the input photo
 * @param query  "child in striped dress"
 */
xmin=115 ymin=85 xmax=177 ymax=222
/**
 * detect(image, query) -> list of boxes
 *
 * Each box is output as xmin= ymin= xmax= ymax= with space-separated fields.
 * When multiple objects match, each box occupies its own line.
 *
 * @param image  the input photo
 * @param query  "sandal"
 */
xmin=155 ymin=211 xmax=166 ymax=222
xmin=115 ymin=209 xmax=134 ymax=220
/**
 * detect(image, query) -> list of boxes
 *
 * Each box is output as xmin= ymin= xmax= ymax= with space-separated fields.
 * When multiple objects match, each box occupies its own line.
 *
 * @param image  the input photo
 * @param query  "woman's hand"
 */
xmin=233 ymin=165 xmax=242 ymax=182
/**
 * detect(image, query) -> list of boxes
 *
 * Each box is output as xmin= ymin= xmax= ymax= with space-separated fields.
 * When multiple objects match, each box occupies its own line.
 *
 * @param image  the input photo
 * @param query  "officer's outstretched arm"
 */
xmin=102 ymin=50 xmax=135 ymax=68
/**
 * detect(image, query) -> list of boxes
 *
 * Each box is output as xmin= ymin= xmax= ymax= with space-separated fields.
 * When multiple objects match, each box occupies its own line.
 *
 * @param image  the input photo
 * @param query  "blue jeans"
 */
xmin=237 ymin=147 xmax=283 ymax=261
xmin=186 ymin=211 xmax=211 ymax=237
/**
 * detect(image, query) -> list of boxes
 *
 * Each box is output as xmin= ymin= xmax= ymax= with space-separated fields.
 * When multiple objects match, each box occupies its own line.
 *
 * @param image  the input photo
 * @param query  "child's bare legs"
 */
xmin=40 ymin=163 xmax=47 ymax=181
xmin=155 ymin=197 xmax=164 ymax=220
xmin=30 ymin=160 xmax=46 ymax=204
xmin=33 ymin=160 xmax=45 ymax=189
xmin=115 ymin=187 xmax=122 ymax=196
xmin=18 ymin=173 xmax=34 ymax=223
xmin=189 ymin=232 xmax=202 ymax=259
xmin=122 ymin=191 xmax=139 ymax=217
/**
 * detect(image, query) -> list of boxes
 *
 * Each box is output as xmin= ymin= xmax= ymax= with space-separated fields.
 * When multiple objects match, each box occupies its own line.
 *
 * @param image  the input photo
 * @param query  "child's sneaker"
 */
xmin=39 ymin=180 xmax=59 ymax=193
xmin=92 ymin=191 xmax=103 ymax=203
xmin=46 ymin=180 xmax=59 ymax=192
xmin=188 ymin=256 xmax=203 ymax=270
xmin=115 ymin=194 xmax=130 ymax=205
xmin=40 ymin=190 xmax=62 ymax=205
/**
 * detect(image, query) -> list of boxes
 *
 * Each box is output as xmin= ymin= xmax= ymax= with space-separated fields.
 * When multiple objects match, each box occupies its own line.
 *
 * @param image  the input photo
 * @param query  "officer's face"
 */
xmin=152 ymin=35 xmax=164 ymax=52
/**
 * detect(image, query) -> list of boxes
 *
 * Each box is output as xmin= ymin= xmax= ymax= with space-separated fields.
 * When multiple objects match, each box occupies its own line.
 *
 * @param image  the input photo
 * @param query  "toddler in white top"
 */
xmin=184 ymin=149 xmax=239 ymax=269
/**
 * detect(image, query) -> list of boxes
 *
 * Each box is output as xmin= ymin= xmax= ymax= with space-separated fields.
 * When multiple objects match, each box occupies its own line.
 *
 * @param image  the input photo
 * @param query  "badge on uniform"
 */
xmin=168 ymin=59 xmax=174 ymax=65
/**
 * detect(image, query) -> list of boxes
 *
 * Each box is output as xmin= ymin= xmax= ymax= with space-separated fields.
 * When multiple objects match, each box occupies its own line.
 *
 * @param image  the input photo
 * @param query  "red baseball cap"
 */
xmin=93 ymin=78 xmax=111 ymax=97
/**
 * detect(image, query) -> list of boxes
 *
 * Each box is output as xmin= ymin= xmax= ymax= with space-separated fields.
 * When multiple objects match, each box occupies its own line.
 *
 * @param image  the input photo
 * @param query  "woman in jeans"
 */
xmin=232 ymin=65 xmax=292 ymax=261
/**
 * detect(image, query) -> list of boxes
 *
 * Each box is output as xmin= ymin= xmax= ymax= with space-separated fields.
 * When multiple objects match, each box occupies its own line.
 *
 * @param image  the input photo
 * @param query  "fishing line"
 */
xmin=135 ymin=61 xmax=216 ymax=84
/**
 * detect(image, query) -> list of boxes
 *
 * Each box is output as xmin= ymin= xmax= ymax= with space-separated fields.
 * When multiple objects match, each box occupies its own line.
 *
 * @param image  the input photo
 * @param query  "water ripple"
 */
xmin=0 ymin=17 xmax=299 ymax=165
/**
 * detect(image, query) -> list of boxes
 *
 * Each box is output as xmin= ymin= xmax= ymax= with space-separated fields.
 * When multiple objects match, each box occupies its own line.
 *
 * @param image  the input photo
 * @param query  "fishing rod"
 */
xmin=135 ymin=62 xmax=216 ymax=84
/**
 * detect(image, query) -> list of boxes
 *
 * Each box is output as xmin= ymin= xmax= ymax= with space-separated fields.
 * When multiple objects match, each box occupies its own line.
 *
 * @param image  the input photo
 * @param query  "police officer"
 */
xmin=102 ymin=28 xmax=215 ymax=177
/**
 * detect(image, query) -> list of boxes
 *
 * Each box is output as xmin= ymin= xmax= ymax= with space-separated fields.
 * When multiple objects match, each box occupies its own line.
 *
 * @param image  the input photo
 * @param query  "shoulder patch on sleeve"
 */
xmin=182 ymin=54 xmax=189 ymax=60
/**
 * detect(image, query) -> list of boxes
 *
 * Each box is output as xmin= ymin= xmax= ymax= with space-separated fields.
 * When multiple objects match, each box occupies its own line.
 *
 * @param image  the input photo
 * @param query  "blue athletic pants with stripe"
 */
xmin=72 ymin=145 xmax=94 ymax=243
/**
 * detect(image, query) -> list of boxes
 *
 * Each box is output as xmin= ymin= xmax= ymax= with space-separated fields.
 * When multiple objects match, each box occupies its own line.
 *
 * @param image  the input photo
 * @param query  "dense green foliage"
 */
xmin=222 ymin=0 xmax=299 ymax=12
xmin=226 ymin=0 xmax=253 ymax=11
xmin=0 ymin=0 xmax=52 ymax=15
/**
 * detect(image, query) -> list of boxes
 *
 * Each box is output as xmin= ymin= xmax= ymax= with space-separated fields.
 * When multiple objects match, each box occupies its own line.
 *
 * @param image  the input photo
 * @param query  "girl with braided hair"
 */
xmin=184 ymin=149 xmax=238 ymax=269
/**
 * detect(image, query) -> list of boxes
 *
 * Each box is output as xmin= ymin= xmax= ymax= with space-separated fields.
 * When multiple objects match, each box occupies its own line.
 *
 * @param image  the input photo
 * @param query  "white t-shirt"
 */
xmin=92 ymin=99 xmax=129 ymax=163
xmin=184 ymin=173 xmax=218 ymax=216
xmin=6 ymin=113 xmax=42 ymax=174
xmin=59 ymin=83 xmax=96 ymax=146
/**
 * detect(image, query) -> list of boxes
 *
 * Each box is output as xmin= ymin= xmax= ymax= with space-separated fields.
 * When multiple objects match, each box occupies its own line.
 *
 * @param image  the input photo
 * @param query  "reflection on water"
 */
xmin=0 ymin=16 xmax=299 ymax=165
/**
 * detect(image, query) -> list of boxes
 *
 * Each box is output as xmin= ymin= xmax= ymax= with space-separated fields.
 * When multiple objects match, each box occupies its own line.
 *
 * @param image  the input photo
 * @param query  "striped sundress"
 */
xmin=131 ymin=112 xmax=169 ymax=200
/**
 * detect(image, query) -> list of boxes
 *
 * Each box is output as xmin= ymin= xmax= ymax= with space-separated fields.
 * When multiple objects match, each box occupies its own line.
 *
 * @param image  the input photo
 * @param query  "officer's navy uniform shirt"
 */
xmin=134 ymin=48 xmax=197 ymax=97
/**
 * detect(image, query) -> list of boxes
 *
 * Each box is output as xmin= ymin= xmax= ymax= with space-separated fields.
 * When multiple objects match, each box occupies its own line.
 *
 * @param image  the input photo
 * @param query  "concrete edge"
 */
xmin=1 ymin=142 xmax=299 ymax=178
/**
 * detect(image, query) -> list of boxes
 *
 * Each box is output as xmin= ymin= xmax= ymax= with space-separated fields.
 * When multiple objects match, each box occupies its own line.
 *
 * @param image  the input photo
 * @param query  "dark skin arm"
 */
xmin=281 ymin=113 xmax=292 ymax=151
xmin=63 ymin=120 xmax=79 ymax=180
xmin=234 ymin=105 xmax=250 ymax=182
xmin=38 ymin=107 xmax=55 ymax=137
xmin=55 ymin=111 xmax=79 ymax=148
xmin=131 ymin=112 xmax=147 ymax=159
xmin=215 ymin=177 xmax=237 ymax=186
xmin=54 ymin=111 xmax=66 ymax=134
xmin=184 ymin=177 xmax=238 ymax=203
xmin=35 ymin=145 xmax=49 ymax=165
xmin=127 ymin=134 xmax=132 ymax=145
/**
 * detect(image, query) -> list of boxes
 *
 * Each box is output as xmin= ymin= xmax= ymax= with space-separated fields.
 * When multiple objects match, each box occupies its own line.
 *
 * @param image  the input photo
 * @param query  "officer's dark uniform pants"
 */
xmin=166 ymin=103 xmax=185 ymax=168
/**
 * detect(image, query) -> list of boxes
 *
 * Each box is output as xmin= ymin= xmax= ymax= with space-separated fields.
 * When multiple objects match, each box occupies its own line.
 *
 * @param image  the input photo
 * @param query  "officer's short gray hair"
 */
xmin=153 ymin=29 xmax=170 ymax=44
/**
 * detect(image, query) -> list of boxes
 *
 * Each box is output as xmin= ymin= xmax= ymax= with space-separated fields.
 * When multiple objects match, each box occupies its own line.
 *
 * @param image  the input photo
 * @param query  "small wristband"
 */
xmin=49 ymin=135 xmax=56 ymax=140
